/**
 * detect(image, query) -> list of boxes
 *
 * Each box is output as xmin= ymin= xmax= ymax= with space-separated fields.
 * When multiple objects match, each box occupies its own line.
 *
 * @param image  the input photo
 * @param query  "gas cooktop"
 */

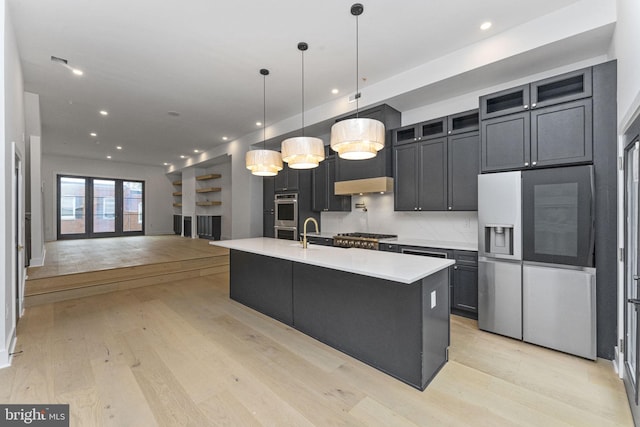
xmin=332 ymin=232 xmax=397 ymax=249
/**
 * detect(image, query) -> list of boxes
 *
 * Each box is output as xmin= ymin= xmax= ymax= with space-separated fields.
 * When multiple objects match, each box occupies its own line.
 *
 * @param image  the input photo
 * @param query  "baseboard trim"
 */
xmin=29 ymin=246 xmax=46 ymax=267
xmin=0 ymin=332 xmax=17 ymax=369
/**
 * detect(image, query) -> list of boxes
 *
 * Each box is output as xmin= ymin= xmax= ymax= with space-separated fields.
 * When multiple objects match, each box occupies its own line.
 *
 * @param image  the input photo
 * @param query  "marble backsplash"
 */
xmin=319 ymin=193 xmax=478 ymax=244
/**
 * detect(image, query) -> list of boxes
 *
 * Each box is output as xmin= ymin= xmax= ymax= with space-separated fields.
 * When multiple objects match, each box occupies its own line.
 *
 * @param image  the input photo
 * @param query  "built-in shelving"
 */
xmin=196 ymin=174 xmax=221 ymax=181
xmin=196 ymin=201 xmax=222 ymax=207
xmin=173 ymin=180 xmax=182 ymax=186
xmin=173 ymin=202 xmax=182 ymax=207
xmin=172 ymin=191 xmax=182 ymax=196
xmin=196 ymin=187 xmax=221 ymax=193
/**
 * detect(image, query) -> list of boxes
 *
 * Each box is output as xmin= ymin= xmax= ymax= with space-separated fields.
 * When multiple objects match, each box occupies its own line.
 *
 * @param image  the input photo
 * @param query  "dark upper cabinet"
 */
xmin=394 ymin=110 xmax=479 ymax=211
xmin=263 ymin=176 xmax=275 ymax=237
xmin=531 ymin=98 xmax=593 ymax=167
xmin=480 ymin=67 xmax=592 ymax=120
xmin=448 ymin=131 xmax=479 ymax=210
xmin=480 ymin=67 xmax=593 ymax=173
xmin=530 ymin=67 xmax=592 ymax=109
xmin=394 ymin=138 xmax=447 ymax=211
xmin=480 ymin=84 xmax=530 ymax=120
xmin=447 ymin=110 xmax=479 ymax=136
xmin=481 ymin=99 xmax=593 ymax=172
xmin=419 ymin=139 xmax=447 ymax=210
xmin=312 ymin=156 xmax=351 ymax=212
xmin=481 ymin=112 xmax=531 ymax=172
xmin=393 ymin=117 xmax=447 ymax=145
xmin=274 ymin=164 xmax=299 ymax=192
xmin=334 ymin=104 xmax=401 ymax=181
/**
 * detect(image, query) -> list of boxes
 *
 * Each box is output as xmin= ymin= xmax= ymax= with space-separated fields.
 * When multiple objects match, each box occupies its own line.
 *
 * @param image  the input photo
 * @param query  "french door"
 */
xmin=624 ymin=115 xmax=640 ymax=424
xmin=57 ymin=175 xmax=144 ymax=239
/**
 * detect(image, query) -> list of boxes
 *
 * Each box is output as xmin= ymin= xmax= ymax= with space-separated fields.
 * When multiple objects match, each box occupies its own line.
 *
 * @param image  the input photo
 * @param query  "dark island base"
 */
xmin=229 ymin=249 xmax=450 ymax=390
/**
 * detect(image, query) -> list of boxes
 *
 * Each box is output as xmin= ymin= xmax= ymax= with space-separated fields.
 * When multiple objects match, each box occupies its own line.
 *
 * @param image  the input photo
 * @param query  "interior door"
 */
xmin=624 ymin=121 xmax=640 ymax=423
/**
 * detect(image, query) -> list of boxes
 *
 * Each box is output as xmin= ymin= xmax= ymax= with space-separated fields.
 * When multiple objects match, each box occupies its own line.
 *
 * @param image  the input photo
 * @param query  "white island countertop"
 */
xmin=211 ymin=238 xmax=454 ymax=284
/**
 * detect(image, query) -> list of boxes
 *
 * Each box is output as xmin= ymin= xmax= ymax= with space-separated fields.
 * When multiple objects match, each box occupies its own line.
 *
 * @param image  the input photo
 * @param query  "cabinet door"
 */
xmin=453 ymin=264 xmax=478 ymax=314
xmin=263 ymin=176 xmax=275 ymax=211
xmin=418 ymin=138 xmax=447 ymax=210
xmin=263 ymin=211 xmax=274 ymax=238
xmin=312 ymin=161 xmax=328 ymax=211
xmin=394 ymin=144 xmax=418 ymax=211
xmin=393 ymin=124 xmax=419 ymax=146
xmin=480 ymin=84 xmax=530 ymax=120
xmin=275 ymin=165 xmax=299 ymax=192
xmin=326 ymin=158 xmax=351 ymax=211
xmin=530 ymin=67 xmax=592 ymax=109
xmin=448 ymin=132 xmax=479 ymax=210
xmin=531 ymin=98 xmax=593 ymax=167
xmin=481 ymin=112 xmax=531 ymax=172
xmin=447 ymin=109 xmax=479 ymax=136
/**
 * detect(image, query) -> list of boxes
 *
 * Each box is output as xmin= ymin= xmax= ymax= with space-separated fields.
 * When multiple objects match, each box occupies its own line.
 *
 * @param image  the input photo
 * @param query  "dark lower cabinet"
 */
xmin=173 ymin=214 xmax=181 ymax=235
xmin=451 ymin=250 xmax=478 ymax=319
xmin=196 ymin=215 xmax=221 ymax=240
xmin=378 ymin=243 xmax=400 ymax=252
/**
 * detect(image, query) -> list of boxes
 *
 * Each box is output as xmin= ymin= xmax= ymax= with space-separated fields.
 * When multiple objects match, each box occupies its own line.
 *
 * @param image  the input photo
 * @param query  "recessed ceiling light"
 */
xmin=90 ymin=132 xmax=97 ymax=137
xmin=194 ymin=149 xmax=200 ymax=153
xmin=116 ymin=146 xmax=122 ymax=150
xmin=222 ymin=136 xmax=228 ymax=141
xmin=106 ymin=155 xmax=112 ymax=159
xmin=480 ymin=21 xmax=492 ymax=30
xmin=256 ymin=121 xmax=262 ymax=126
xmin=163 ymin=162 xmax=169 ymax=166
xmin=72 ymin=68 xmax=83 ymax=76
xmin=180 ymin=155 xmax=186 ymax=159
xmin=100 ymin=110 xmax=109 ymax=116
xmin=331 ymin=88 xmax=339 ymax=94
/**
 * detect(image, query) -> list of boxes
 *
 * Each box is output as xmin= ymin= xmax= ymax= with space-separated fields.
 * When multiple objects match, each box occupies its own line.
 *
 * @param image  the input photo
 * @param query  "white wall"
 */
xmin=42 ymin=154 xmax=174 ymax=241
xmin=1 ymin=0 xmax=26 ymax=367
xmin=321 ymin=194 xmax=477 ymax=245
xmin=29 ymin=136 xmax=44 ymax=265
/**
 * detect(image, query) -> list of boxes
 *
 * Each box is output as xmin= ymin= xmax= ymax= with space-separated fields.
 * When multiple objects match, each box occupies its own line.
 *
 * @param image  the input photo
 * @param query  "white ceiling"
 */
xmin=8 ymin=0 xmax=611 ymax=167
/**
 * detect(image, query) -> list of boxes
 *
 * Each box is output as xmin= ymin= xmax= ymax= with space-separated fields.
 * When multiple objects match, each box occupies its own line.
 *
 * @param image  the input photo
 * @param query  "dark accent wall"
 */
xmin=593 ymin=60 xmax=617 ymax=359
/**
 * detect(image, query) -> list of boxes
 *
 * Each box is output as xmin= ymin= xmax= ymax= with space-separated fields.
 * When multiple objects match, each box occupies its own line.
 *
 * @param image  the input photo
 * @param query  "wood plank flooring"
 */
xmin=1 ymin=266 xmax=633 ymax=426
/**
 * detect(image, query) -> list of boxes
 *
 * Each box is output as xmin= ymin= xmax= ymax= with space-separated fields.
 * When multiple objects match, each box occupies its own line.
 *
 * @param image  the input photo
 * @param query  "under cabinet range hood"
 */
xmin=334 ymin=177 xmax=394 ymax=195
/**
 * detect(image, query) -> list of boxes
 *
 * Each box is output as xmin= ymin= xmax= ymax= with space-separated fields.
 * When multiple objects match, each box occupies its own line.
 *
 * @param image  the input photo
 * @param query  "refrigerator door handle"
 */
xmin=628 ymin=298 xmax=640 ymax=306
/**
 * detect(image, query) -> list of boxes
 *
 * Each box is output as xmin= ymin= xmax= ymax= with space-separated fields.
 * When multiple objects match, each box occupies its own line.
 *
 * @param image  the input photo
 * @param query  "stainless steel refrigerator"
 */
xmin=478 ymin=165 xmax=596 ymax=359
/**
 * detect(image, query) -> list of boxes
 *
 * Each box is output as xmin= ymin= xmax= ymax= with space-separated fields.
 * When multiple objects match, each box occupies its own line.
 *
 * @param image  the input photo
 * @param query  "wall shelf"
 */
xmin=196 ymin=201 xmax=222 ymax=207
xmin=172 ymin=191 xmax=182 ymax=196
xmin=173 ymin=203 xmax=183 ymax=207
xmin=196 ymin=174 xmax=221 ymax=181
xmin=196 ymin=187 xmax=221 ymax=193
xmin=173 ymin=180 xmax=182 ymax=186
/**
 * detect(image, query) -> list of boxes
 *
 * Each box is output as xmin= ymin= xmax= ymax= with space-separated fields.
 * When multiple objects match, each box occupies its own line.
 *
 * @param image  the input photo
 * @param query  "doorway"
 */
xmin=624 ymin=113 xmax=640 ymax=423
xmin=56 ymin=175 xmax=145 ymax=239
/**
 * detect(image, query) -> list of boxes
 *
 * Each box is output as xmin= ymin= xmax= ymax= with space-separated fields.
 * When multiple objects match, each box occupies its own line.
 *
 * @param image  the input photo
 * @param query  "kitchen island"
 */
xmin=211 ymin=237 xmax=454 ymax=390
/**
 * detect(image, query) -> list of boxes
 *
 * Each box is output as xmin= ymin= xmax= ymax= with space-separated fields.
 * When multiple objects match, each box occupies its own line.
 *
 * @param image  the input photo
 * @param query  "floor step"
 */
xmin=25 ymin=254 xmax=229 ymax=307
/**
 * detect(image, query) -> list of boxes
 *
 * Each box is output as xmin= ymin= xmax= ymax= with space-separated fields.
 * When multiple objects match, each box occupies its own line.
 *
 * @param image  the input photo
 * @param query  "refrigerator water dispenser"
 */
xmin=485 ymin=224 xmax=514 ymax=255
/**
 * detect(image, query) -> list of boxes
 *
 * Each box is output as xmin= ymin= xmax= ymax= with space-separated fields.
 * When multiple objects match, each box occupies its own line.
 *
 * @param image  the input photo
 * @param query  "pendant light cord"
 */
xmin=355 ymin=12 xmax=359 ymax=118
xmin=301 ymin=48 xmax=305 ymax=137
xmin=263 ymin=72 xmax=266 ymax=149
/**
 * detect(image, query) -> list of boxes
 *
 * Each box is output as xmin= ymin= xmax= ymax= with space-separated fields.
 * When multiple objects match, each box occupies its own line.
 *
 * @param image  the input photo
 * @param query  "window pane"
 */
xmin=123 ymin=181 xmax=143 ymax=232
xmin=59 ymin=177 xmax=86 ymax=235
xmin=93 ymin=179 xmax=115 ymax=233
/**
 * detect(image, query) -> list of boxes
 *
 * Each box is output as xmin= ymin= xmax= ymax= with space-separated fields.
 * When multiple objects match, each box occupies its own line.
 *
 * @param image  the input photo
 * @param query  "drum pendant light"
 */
xmin=330 ymin=3 xmax=385 ymax=160
xmin=245 ymin=69 xmax=283 ymax=176
xmin=281 ymin=42 xmax=325 ymax=169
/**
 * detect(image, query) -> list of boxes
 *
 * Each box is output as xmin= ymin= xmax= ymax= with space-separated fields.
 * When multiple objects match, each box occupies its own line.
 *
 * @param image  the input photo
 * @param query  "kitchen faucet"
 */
xmin=302 ymin=217 xmax=319 ymax=249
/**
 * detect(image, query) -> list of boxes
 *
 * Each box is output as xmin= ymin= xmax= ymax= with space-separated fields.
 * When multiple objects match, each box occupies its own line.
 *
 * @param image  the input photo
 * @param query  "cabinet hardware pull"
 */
xmin=454 ymin=266 xmax=458 ymax=269
xmin=523 ymin=104 xmax=529 ymax=109
xmin=532 ymin=161 xmax=537 ymax=166
xmin=524 ymin=162 xmax=529 ymax=166
xmin=629 ymin=298 xmax=640 ymax=305
xmin=414 ymin=207 xmax=418 ymax=211
xmin=448 ymin=207 xmax=452 ymax=210
xmin=634 ymin=275 xmax=640 ymax=280
xmin=531 ymin=103 xmax=537 ymax=108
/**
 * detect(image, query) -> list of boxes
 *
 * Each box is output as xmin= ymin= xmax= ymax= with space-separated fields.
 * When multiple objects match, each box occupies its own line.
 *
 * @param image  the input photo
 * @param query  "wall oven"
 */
xmin=274 ymin=193 xmax=298 ymax=240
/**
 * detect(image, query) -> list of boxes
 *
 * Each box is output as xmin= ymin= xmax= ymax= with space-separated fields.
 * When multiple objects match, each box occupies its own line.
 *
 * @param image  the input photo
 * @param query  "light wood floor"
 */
xmin=1 ymin=267 xmax=633 ymax=426
xmin=28 ymin=235 xmax=222 ymax=279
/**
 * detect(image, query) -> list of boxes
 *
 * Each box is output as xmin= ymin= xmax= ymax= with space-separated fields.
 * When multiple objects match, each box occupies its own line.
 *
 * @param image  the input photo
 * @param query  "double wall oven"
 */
xmin=274 ymin=193 xmax=298 ymax=240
